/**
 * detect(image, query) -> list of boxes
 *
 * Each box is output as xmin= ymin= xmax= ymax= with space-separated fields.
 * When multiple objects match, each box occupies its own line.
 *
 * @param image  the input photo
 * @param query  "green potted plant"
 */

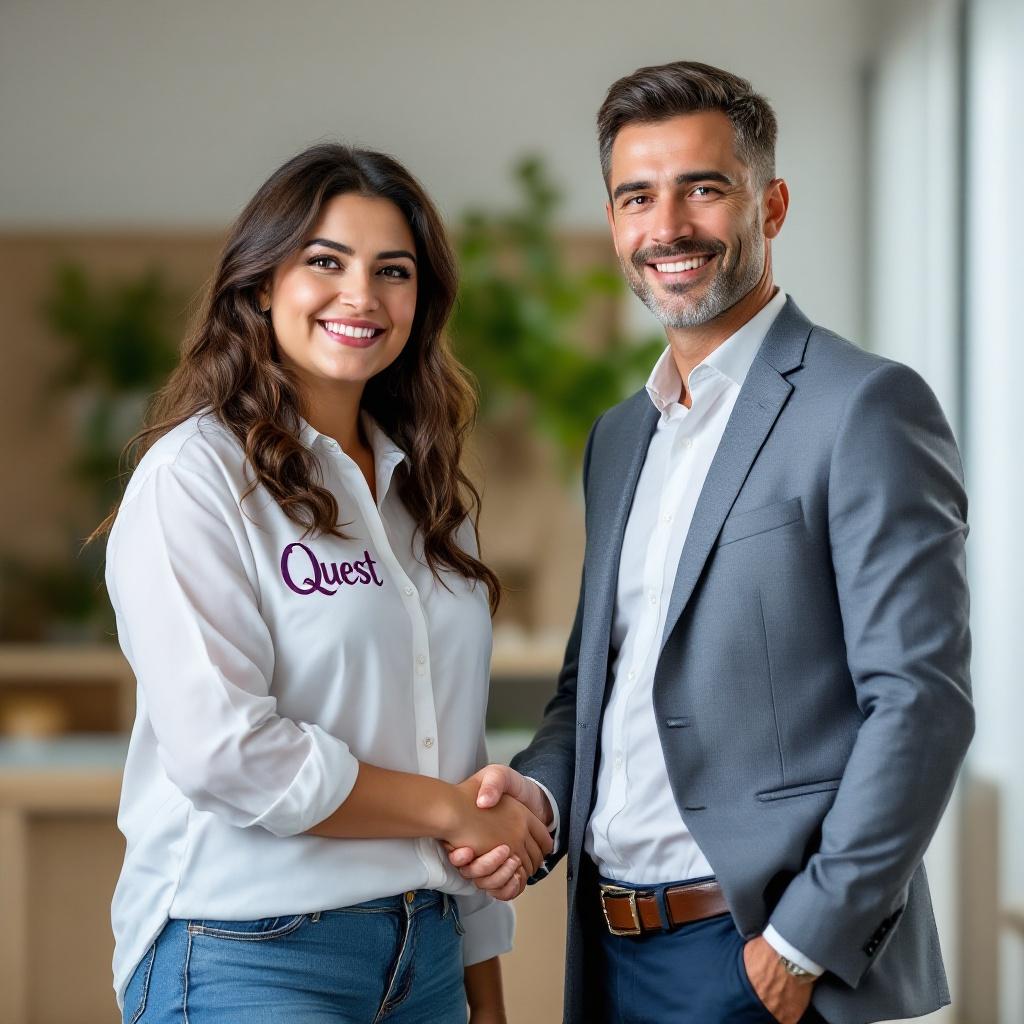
xmin=0 ymin=265 xmax=181 ymax=641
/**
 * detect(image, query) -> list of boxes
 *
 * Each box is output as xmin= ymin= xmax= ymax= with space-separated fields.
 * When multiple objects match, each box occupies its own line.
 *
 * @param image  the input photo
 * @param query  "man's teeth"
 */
xmin=654 ymin=255 xmax=712 ymax=273
xmin=322 ymin=322 xmax=379 ymax=339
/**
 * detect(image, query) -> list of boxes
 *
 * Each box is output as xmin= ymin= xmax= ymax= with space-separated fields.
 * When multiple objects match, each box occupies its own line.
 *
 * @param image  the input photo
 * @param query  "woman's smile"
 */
xmin=317 ymin=317 xmax=387 ymax=348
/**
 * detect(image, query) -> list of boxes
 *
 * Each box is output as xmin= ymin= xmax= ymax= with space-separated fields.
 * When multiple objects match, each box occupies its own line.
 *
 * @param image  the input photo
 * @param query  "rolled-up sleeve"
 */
xmin=107 ymin=459 xmax=359 ymax=837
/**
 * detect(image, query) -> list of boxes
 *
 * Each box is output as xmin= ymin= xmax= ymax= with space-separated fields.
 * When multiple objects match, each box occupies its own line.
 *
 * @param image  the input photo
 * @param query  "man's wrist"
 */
xmin=778 ymin=955 xmax=817 ymax=985
xmin=524 ymin=778 xmax=554 ymax=827
xmin=762 ymin=924 xmax=825 ymax=978
xmin=524 ymin=776 xmax=558 ymax=832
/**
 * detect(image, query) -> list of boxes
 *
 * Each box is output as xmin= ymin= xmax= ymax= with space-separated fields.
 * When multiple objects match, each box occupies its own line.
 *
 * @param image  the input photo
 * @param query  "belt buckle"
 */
xmin=599 ymin=883 xmax=642 ymax=936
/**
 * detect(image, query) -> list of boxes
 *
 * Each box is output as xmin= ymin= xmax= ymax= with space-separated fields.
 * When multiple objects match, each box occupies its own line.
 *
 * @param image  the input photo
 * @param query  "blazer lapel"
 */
xmin=579 ymin=392 xmax=659 ymax=711
xmin=658 ymin=297 xmax=812 ymax=657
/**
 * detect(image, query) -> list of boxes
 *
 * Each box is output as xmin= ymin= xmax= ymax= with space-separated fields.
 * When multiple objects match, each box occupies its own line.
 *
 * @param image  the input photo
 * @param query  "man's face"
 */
xmin=605 ymin=111 xmax=769 ymax=329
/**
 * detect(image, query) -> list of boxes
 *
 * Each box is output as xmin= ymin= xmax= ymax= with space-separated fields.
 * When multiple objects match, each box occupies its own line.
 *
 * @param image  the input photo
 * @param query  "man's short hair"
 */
xmin=597 ymin=61 xmax=778 ymax=191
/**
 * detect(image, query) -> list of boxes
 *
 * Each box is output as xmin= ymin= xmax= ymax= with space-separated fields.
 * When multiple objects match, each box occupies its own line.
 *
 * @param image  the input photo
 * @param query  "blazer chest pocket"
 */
xmin=717 ymin=497 xmax=803 ymax=547
xmin=756 ymin=778 xmax=841 ymax=801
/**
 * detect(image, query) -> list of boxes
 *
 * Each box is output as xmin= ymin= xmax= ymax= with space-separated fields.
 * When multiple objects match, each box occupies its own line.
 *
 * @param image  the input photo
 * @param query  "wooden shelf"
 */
xmin=0 ymin=641 xmax=564 ymax=681
xmin=0 ymin=644 xmax=135 ymax=736
xmin=0 ymin=643 xmax=130 ymax=682
xmin=0 ymin=640 xmax=565 ymax=738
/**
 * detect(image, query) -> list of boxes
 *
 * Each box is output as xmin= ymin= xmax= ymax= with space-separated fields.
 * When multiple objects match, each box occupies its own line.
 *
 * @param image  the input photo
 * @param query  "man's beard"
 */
xmin=621 ymin=233 xmax=764 ymax=329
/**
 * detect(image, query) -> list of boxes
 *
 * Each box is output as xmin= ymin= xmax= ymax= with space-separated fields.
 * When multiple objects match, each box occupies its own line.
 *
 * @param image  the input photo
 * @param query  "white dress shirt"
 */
xmin=582 ymin=288 xmax=822 ymax=974
xmin=106 ymin=411 xmax=513 ymax=1008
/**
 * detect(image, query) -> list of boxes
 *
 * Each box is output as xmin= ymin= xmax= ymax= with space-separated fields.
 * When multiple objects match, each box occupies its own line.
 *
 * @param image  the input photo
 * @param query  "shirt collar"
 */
xmin=645 ymin=287 xmax=787 ymax=414
xmin=298 ymin=412 xmax=409 ymax=504
xmin=299 ymin=413 xmax=406 ymax=459
xmin=360 ymin=413 xmax=409 ymax=470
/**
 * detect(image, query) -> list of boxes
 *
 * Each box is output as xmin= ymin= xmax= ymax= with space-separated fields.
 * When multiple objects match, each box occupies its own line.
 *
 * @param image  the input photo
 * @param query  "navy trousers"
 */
xmin=594 ymin=874 xmax=826 ymax=1024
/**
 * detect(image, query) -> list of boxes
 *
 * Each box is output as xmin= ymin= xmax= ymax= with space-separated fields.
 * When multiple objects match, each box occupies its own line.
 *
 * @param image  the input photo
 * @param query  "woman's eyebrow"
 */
xmin=303 ymin=238 xmax=416 ymax=263
xmin=304 ymin=237 xmax=354 ymax=255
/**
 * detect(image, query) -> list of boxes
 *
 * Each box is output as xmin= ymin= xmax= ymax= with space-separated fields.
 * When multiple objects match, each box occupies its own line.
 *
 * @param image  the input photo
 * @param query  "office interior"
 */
xmin=0 ymin=1 xmax=1020 ymax=1021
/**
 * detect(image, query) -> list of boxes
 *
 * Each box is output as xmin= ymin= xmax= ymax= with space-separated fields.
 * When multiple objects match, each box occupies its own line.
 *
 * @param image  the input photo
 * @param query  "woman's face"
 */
xmin=265 ymin=193 xmax=418 ymax=396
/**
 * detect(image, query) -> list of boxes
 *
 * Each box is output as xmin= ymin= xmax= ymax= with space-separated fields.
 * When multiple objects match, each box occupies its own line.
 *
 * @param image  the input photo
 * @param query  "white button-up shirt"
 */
xmin=106 ymin=411 xmax=513 ymax=1008
xmin=583 ymin=289 xmax=821 ymax=973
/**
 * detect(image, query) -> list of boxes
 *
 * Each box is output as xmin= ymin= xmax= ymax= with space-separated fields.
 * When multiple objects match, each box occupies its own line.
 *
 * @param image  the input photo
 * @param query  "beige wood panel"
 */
xmin=27 ymin=817 xmax=124 ymax=1024
xmin=0 ymin=807 xmax=29 ymax=1024
xmin=501 ymin=860 xmax=569 ymax=1023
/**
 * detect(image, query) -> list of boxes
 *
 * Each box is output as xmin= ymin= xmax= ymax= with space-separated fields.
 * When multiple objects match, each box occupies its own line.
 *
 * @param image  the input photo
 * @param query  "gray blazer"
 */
xmin=511 ymin=297 xmax=973 ymax=1024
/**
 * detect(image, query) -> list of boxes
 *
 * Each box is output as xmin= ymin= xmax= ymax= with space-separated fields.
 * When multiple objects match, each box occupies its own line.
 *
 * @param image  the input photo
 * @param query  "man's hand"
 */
xmin=447 ymin=765 xmax=554 ymax=901
xmin=742 ymin=935 xmax=815 ymax=1024
xmin=443 ymin=775 xmax=552 ymax=886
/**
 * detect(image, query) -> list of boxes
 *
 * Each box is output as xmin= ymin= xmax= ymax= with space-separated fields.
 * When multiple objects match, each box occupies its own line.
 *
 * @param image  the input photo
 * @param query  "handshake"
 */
xmin=444 ymin=765 xmax=555 ymax=902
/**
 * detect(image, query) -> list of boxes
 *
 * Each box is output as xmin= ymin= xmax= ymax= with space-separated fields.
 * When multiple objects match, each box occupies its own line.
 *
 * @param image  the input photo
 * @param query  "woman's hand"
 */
xmin=443 ymin=778 xmax=553 ymax=877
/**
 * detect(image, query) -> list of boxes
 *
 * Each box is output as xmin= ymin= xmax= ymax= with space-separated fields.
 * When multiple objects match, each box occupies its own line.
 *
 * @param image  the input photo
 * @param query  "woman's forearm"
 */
xmin=464 ymin=956 xmax=506 ymax=1022
xmin=306 ymin=762 xmax=552 ymax=877
xmin=306 ymin=761 xmax=457 ymax=840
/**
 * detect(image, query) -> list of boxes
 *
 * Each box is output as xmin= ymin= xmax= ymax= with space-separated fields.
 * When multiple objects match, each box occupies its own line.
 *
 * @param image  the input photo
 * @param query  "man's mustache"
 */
xmin=631 ymin=240 xmax=726 ymax=270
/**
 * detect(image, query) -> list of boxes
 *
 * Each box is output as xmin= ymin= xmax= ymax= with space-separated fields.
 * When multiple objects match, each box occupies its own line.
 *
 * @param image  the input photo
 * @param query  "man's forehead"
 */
xmin=609 ymin=111 xmax=743 ymax=184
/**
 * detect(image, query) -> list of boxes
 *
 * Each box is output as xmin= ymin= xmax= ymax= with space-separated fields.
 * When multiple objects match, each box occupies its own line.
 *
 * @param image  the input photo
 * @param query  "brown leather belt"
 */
xmin=599 ymin=879 xmax=729 ymax=936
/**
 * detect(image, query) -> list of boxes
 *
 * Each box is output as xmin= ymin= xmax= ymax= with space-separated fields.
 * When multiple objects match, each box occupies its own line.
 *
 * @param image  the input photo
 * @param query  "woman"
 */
xmin=99 ymin=143 xmax=551 ymax=1023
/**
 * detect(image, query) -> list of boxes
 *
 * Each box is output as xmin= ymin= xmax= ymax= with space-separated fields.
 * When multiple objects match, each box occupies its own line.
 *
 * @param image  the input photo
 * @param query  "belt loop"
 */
xmin=655 ymin=884 xmax=673 ymax=932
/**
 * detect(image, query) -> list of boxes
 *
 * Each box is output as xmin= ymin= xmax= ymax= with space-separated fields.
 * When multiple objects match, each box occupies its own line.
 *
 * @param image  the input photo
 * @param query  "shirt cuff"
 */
xmin=249 ymin=723 xmax=360 ymax=838
xmin=763 ymin=924 xmax=826 ymax=977
xmin=526 ymin=776 xmax=560 ymax=843
xmin=456 ymin=891 xmax=515 ymax=966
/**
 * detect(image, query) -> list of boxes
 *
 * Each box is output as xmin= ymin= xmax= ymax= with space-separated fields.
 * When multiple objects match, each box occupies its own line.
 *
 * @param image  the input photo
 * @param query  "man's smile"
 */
xmin=645 ymin=252 xmax=717 ymax=284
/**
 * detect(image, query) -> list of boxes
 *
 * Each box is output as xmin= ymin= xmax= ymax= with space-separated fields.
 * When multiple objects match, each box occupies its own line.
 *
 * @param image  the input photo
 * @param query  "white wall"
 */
xmin=863 ymin=3 xmax=965 ymax=1019
xmin=864 ymin=0 xmax=962 ymax=427
xmin=964 ymin=1 xmax=1024 ymax=1021
xmin=0 ymin=0 xmax=869 ymax=340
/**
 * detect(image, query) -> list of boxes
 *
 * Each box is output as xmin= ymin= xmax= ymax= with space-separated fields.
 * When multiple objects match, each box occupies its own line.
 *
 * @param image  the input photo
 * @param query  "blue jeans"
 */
xmin=122 ymin=890 xmax=467 ymax=1023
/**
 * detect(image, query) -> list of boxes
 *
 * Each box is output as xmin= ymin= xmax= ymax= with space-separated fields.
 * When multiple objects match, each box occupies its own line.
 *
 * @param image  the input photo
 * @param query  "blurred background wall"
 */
xmin=0 ymin=1 xmax=1020 ymax=1022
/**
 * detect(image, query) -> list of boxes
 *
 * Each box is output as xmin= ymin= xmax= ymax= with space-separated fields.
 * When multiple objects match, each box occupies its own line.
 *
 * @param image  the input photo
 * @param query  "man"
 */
xmin=451 ymin=61 xmax=973 ymax=1023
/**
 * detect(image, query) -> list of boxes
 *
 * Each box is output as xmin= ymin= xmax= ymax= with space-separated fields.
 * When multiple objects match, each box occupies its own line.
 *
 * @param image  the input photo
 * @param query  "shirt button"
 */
xmin=627 ymin=670 xmax=636 ymax=682
xmin=404 ymin=585 xmax=414 ymax=597
xmin=614 ymin=754 xmax=623 ymax=770
xmin=663 ymin=513 xmax=673 ymax=523
xmin=683 ymin=438 xmax=694 ymax=449
xmin=423 ymin=737 xmax=434 ymax=748
xmin=648 ymin=592 xmax=658 ymax=605
xmin=416 ymin=653 xmax=427 ymax=665
xmin=324 ymin=438 xmax=340 ymax=451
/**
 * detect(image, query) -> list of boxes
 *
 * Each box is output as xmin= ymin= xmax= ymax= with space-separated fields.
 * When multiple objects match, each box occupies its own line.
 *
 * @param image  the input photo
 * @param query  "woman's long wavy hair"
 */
xmin=92 ymin=143 xmax=500 ymax=612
